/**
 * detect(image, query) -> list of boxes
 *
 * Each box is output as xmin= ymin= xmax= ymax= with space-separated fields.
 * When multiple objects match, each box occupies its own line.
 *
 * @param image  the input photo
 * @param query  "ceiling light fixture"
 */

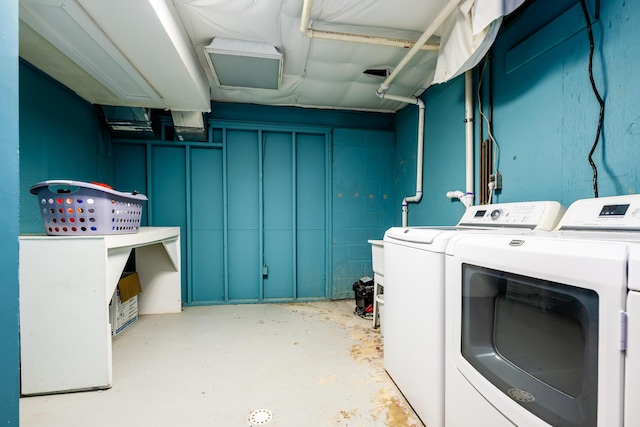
xmin=20 ymin=0 xmax=161 ymax=103
xmin=204 ymin=37 xmax=283 ymax=90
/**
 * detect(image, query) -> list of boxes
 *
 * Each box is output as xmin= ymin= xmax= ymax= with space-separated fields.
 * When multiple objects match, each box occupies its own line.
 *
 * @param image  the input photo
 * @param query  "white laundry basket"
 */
xmin=30 ymin=180 xmax=147 ymax=236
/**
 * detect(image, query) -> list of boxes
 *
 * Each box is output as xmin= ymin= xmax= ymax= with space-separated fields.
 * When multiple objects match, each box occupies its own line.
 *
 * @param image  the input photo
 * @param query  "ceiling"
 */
xmin=18 ymin=0 xmax=524 ymax=114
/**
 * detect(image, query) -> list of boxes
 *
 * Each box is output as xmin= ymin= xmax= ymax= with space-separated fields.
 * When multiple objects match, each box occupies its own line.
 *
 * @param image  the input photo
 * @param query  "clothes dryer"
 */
xmin=445 ymin=194 xmax=640 ymax=427
xmin=382 ymin=201 xmax=565 ymax=427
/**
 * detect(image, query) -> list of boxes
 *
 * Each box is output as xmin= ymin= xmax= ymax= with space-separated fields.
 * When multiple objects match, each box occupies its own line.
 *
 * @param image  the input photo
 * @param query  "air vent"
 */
xmin=204 ymin=38 xmax=283 ymax=90
xmin=101 ymin=106 xmax=156 ymax=139
xmin=363 ymin=68 xmax=391 ymax=79
xmin=171 ymin=111 xmax=207 ymax=142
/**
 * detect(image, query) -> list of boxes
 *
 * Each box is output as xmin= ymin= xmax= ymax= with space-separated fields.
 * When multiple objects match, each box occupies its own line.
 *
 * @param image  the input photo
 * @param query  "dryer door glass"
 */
xmin=461 ymin=264 xmax=599 ymax=427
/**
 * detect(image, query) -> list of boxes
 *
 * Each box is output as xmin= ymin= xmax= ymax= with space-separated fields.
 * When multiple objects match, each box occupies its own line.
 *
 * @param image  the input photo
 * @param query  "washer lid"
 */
xmin=384 ymin=226 xmax=457 ymax=244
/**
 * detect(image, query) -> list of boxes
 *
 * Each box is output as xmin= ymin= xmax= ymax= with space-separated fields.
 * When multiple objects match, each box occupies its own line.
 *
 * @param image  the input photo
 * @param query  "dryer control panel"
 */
xmin=457 ymin=201 xmax=566 ymax=231
xmin=557 ymin=194 xmax=640 ymax=231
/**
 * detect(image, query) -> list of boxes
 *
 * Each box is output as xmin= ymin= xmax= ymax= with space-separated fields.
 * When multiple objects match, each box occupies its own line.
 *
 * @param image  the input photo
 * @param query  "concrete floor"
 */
xmin=20 ymin=300 xmax=425 ymax=427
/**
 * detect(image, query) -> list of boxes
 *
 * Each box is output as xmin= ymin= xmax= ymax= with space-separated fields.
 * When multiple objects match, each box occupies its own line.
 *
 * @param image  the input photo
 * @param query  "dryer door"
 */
xmin=446 ymin=234 xmax=627 ymax=427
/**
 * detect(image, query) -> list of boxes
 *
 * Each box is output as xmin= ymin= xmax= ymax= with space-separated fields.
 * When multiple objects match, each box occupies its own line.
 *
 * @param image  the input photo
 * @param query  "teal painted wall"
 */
xmin=115 ymin=110 xmax=394 ymax=302
xmin=0 ymin=1 xmax=20 ymax=424
xmin=394 ymin=76 xmax=468 ymax=226
xmin=332 ymin=128 xmax=395 ymax=298
xmin=394 ymin=0 xmax=640 ymax=226
xmin=19 ymin=0 xmax=637 ymax=310
xmin=489 ymin=0 xmax=639 ymax=204
xmin=19 ymin=61 xmax=115 ymax=233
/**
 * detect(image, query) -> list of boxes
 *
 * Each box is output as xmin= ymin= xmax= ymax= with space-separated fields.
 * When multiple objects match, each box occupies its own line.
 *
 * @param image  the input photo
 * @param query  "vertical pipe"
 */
xmin=376 ymin=93 xmax=424 ymax=227
xmin=465 ymin=70 xmax=474 ymax=199
xmin=300 ymin=0 xmax=312 ymax=34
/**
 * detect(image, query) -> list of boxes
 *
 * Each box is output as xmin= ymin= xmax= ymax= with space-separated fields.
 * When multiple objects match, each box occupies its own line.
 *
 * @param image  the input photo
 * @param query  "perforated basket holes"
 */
xmin=110 ymin=200 xmax=144 ymax=232
xmin=38 ymin=190 xmax=142 ymax=235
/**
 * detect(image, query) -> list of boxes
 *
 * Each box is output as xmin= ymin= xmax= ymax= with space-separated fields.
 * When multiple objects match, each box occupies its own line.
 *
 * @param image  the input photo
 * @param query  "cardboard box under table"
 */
xmin=110 ymin=272 xmax=142 ymax=336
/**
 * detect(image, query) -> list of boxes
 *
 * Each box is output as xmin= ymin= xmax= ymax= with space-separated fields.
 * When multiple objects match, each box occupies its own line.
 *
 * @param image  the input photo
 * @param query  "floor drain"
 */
xmin=248 ymin=408 xmax=273 ymax=425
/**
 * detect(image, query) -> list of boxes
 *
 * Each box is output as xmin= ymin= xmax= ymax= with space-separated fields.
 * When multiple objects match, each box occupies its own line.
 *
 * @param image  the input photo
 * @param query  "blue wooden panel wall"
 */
xmin=190 ymin=148 xmax=224 ymax=302
xmin=151 ymin=146 xmax=189 ymax=300
xmin=226 ymin=130 xmax=261 ymax=301
xmin=487 ymin=0 xmax=634 ymax=204
xmin=395 ymin=0 xmax=640 ymax=226
xmin=1 ymin=0 xmax=19 ymax=423
xmin=115 ymin=122 xmax=335 ymax=304
xmin=263 ymin=132 xmax=294 ymax=299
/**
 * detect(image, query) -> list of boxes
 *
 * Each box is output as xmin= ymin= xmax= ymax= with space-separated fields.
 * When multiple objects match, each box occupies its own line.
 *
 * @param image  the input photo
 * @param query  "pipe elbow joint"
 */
xmin=460 ymin=192 xmax=474 ymax=208
xmin=446 ymin=190 xmax=464 ymax=199
xmin=447 ymin=190 xmax=474 ymax=208
xmin=378 ymin=83 xmax=389 ymax=94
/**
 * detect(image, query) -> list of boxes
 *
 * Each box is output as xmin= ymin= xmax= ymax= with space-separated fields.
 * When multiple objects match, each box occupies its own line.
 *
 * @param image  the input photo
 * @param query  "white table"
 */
xmin=19 ymin=227 xmax=181 ymax=395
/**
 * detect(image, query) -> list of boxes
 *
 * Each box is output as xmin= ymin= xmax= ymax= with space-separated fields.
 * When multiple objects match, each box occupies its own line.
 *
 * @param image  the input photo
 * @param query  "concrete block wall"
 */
xmin=332 ymin=128 xmax=395 ymax=299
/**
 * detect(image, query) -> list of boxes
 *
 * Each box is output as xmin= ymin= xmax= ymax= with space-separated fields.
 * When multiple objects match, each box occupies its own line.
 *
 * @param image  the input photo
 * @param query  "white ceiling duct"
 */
xmin=204 ymin=38 xmax=283 ymax=90
xmin=171 ymin=111 xmax=207 ymax=142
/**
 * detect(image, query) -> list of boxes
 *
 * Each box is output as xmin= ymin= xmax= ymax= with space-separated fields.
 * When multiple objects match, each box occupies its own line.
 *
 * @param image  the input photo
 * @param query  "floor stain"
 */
xmin=374 ymin=387 xmax=423 ymax=427
xmin=319 ymin=373 xmax=338 ymax=384
xmin=291 ymin=301 xmax=423 ymax=426
xmin=340 ymin=408 xmax=358 ymax=419
xmin=350 ymin=330 xmax=383 ymax=364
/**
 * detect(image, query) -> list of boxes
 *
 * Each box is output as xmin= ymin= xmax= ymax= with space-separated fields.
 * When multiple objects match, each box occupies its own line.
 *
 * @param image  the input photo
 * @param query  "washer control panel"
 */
xmin=556 ymin=194 xmax=640 ymax=230
xmin=457 ymin=201 xmax=566 ymax=231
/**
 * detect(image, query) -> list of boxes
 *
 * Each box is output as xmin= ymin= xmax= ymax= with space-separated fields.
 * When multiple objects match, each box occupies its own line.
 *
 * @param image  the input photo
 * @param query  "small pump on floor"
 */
xmin=353 ymin=277 xmax=374 ymax=318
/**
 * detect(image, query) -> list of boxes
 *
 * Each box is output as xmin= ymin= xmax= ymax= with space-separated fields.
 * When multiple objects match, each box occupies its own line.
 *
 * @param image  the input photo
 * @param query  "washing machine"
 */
xmin=445 ymin=194 xmax=640 ymax=427
xmin=382 ymin=201 xmax=565 ymax=427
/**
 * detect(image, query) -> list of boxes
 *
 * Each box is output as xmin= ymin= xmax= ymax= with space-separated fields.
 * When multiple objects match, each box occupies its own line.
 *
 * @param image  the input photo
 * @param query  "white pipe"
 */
xmin=446 ymin=70 xmax=475 ymax=209
xmin=299 ymin=0 xmax=439 ymax=51
xmin=377 ymin=92 xmax=425 ymax=227
xmin=464 ymin=70 xmax=474 ymax=203
xmin=376 ymin=0 xmax=463 ymax=94
xmin=446 ymin=190 xmax=473 ymax=208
